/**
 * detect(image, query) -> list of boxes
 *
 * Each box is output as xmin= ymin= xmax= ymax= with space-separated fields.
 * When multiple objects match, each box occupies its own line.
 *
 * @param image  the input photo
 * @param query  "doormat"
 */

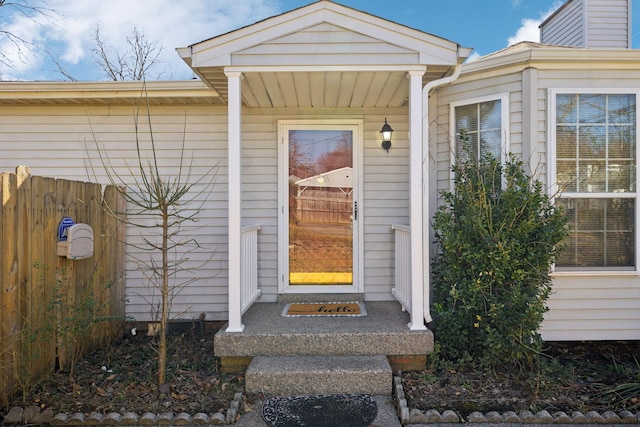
xmin=281 ymin=302 xmax=366 ymax=317
xmin=262 ymin=393 xmax=377 ymax=427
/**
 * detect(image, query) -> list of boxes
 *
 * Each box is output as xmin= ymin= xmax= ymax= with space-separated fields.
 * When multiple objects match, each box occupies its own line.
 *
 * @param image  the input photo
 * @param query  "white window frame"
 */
xmin=449 ymin=93 xmax=510 ymax=173
xmin=548 ymin=88 xmax=640 ymax=273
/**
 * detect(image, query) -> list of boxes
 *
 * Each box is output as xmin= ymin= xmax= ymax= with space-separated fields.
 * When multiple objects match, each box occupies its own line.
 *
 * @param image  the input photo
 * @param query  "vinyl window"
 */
xmin=550 ymin=92 xmax=637 ymax=269
xmin=452 ymin=94 xmax=508 ymax=162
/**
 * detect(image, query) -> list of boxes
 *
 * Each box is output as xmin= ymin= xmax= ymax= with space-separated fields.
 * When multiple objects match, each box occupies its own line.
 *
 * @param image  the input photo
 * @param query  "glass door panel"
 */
xmin=288 ymin=129 xmax=353 ymax=286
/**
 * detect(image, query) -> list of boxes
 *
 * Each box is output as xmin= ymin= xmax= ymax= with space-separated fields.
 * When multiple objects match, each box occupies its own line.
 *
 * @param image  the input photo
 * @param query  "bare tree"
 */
xmin=87 ymin=88 xmax=216 ymax=386
xmin=0 ymin=0 xmax=55 ymax=72
xmin=91 ymin=25 xmax=165 ymax=81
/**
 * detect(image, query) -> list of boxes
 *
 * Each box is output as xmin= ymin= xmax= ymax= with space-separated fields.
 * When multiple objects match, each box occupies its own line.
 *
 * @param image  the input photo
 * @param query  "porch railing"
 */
xmin=391 ymin=224 xmax=411 ymax=313
xmin=241 ymin=225 xmax=261 ymax=314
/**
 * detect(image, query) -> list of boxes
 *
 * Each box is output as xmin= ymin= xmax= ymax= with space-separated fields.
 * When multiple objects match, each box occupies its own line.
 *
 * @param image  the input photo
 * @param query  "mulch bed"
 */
xmin=5 ymin=326 xmax=242 ymax=417
xmin=401 ymin=340 xmax=640 ymax=417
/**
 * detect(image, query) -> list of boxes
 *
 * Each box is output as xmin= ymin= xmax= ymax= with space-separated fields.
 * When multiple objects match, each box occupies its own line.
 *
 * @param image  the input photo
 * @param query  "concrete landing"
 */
xmin=215 ymin=301 xmax=433 ymax=358
xmin=245 ymin=354 xmax=392 ymax=395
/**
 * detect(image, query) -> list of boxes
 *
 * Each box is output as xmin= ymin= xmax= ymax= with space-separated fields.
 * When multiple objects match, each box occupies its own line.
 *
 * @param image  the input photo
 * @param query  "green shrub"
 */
xmin=432 ymin=139 xmax=568 ymax=372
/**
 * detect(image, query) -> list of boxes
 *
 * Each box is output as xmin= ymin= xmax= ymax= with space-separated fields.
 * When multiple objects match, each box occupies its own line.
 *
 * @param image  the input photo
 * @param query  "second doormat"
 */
xmin=262 ymin=393 xmax=377 ymax=427
xmin=282 ymin=302 xmax=367 ymax=317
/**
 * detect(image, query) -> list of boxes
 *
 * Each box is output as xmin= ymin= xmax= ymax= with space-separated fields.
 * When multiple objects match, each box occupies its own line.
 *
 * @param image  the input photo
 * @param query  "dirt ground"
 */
xmin=6 ymin=326 xmax=241 ymax=416
xmin=4 ymin=327 xmax=639 ymax=419
xmin=402 ymin=340 xmax=640 ymax=417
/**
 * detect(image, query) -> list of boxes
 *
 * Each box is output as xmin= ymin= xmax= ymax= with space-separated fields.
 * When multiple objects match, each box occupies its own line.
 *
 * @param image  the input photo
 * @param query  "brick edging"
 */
xmin=1 ymin=392 xmax=244 ymax=426
xmin=393 ymin=376 xmax=640 ymax=425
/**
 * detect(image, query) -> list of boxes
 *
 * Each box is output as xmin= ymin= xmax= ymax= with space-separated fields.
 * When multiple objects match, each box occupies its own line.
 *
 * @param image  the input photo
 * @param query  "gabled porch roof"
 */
xmin=177 ymin=0 xmax=471 ymax=108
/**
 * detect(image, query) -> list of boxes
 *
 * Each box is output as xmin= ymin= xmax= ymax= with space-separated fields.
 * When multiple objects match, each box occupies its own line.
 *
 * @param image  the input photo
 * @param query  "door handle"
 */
xmin=354 ymin=201 xmax=358 ymax=221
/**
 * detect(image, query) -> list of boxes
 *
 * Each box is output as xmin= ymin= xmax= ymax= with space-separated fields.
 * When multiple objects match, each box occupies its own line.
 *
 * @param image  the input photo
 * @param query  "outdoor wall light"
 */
xmin=380 ymin=118 xmax=393 ymax=152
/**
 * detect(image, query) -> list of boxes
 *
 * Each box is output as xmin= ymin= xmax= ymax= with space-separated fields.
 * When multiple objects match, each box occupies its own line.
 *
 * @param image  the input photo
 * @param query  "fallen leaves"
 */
xmin=14 ymin=331 xmax=243 ymax=415
xmin=401 ymin=341 xmax=640 ymax=416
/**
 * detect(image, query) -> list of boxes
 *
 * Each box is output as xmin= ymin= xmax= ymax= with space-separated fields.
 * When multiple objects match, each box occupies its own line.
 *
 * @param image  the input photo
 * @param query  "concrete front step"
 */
xmin=217 ymin=330 xmax=429 ymax=357
xmin=245 ymin=354 xmax=392 ymax=396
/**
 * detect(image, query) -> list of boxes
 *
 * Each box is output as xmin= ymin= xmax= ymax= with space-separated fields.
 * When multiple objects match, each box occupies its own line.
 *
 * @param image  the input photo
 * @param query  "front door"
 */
xmin=279 ymin=120 xmax=363 ymax=294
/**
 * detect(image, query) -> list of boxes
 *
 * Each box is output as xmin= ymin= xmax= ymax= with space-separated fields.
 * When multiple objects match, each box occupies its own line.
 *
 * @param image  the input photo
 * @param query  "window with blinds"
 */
xmin=455 ymin=99 xmax=502 ymax=161
xmin=553 ymin=93 xmax=637 ymax=269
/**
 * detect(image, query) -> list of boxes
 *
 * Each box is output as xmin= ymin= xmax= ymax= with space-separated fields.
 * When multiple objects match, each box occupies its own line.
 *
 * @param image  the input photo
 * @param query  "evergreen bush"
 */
xmin=432 ymin=139 xmax=568 ymax=372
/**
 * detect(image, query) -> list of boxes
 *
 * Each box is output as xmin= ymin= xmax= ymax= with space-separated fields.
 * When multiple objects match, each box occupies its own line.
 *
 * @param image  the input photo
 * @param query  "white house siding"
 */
xmin=541 ymin=0 xmax=631 ymax=49
xmin=585 ymin=0 xmax=631 ymax=49
xmin=0 ymin=102 xmax=231 ymax=322
xmin=233 ymin=23 xmax=419 ymax=67
xmin=430 ymin=48 xmax=640 ymax=341
xmin=241 ymin=112 xmax=279 ymax=301
xmin=361 ymin=108 xmax=409 ymax=301
xmin=540 ymin=0 xmax=584 ymax=47
xmin=542 ymin=276 xmax=640 ymax=340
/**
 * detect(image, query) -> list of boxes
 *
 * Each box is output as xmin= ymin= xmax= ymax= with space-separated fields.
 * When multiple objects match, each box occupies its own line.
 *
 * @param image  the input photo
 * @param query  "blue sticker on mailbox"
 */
xmin=58 ymin=217 xmax=75 ymax=241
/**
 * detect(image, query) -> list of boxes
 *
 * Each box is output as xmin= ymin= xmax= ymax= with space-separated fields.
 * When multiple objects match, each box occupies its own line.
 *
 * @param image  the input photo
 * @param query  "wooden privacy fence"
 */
xmin=294 ymin=193 xmax=353 ymax=223
xmin=1 ymin=166 xmax=126 ymax=405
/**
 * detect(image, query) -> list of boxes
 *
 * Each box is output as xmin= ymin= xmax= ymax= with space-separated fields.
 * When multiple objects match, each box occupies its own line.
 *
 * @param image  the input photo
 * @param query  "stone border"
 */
xmin=1 ymin=392 xmax=244 ymax=426
xmin=393 ymin=376 xmax=640 ymax=425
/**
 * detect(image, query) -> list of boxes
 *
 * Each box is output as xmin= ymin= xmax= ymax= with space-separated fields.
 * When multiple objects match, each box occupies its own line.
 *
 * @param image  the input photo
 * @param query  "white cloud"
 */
xmin=464 ymin=51 xmax=482 ymax=63
xmin=0 ymin=7 xmax=49 ymax=75
xmin=1 ymin=0 xmax=282 ymax=80
xmin=507 ymin=17 xmax=542 ymax=45
xmin=507 ymin=1 xmax=563 ymax=46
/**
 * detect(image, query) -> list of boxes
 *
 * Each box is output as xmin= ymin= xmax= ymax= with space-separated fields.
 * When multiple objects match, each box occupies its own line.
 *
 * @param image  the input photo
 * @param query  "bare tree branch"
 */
xmin=0 ymin=0 xmax=57 ymax=70
xmin=91 ymin=25 xmax=165 ymax=81
xmin=46 ymin=50 xmax=78 ymax=81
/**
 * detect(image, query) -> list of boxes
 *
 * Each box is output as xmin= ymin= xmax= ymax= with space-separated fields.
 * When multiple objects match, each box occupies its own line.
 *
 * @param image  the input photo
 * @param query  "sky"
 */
xmin=1 ymin=0 xmax=638 ymax=81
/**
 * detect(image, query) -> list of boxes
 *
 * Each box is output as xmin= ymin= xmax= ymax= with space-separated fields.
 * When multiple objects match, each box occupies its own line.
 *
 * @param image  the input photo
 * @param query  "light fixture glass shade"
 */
xmin=380 ymin=118 xmax=393 ymax=142
xmin=380 ymin=118 xmax=393 ymax=152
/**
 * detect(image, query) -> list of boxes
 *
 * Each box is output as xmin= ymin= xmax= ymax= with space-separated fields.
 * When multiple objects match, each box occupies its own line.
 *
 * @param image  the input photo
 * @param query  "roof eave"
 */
xmin=0 ymin=80 xmax=221 ymax=105
xmin=461 ymin=46 xmax=640 ymax=76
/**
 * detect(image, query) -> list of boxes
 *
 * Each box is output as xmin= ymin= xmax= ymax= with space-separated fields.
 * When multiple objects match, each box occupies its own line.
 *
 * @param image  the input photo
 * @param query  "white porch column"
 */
xmin=408 ymin=69 xmax=428 ymax=331
xmin=225 ymin=70 xmax=244 ymax=332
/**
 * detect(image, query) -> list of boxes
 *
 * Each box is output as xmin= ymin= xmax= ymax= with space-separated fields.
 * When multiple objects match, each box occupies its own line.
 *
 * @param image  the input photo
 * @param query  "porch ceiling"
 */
xmin=194 ymin=66 xmax=454 ymax=108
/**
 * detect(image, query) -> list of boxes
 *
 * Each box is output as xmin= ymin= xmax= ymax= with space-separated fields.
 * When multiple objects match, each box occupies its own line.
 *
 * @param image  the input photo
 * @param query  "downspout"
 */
xmin=421 ymin=48 xmax=466 ymax=324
